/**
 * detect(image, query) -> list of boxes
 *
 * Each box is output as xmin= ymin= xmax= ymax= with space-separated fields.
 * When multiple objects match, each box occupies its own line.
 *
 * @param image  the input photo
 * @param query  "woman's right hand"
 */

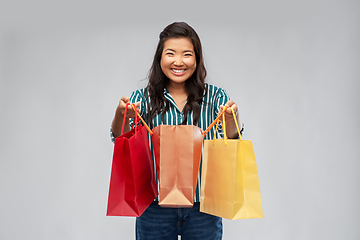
xmin=116 ymin=96 xmax=141 ymax=119
xmin=112 ymin=96 xmax=141 ymax=138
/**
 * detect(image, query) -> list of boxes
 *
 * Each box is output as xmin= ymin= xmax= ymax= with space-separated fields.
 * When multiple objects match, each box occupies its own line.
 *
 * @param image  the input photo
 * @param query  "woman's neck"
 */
xmin=167 ymin=82 xmax=188 ymax=112
xmin=167 ymin=81 xmax=187 ymax=95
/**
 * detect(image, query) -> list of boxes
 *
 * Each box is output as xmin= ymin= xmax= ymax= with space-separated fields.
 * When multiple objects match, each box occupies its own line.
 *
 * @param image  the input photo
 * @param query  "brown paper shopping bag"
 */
xmin=200 ymin=107 xmax=263 ymax=220
xmin=152 ymin=125 xmax=203 ymax=208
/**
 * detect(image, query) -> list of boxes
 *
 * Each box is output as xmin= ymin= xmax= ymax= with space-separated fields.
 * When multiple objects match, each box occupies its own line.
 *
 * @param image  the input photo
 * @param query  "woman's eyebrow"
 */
xmin=164 ymin=48 xmax=194 ymax=53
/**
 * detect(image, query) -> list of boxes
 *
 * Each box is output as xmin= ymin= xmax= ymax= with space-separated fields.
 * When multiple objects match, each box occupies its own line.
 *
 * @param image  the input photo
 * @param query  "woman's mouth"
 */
xmin=171 ymin=68 xmax=186 ymax=76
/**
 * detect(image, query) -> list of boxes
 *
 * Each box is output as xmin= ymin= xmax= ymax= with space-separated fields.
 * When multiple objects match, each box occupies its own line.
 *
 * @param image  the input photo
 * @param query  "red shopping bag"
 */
xmin=107 ymin=103 xmax=158 ymax=217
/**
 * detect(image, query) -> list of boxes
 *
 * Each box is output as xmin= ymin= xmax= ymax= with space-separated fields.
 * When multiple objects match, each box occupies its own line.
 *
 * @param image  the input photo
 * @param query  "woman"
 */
xmin=111 ymin=22 xmax=243 ymax=240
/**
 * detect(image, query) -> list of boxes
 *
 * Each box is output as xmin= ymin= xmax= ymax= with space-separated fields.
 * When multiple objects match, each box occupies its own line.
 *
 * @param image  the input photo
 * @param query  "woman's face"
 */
xmin=160 ymin=37 xmax=197 ymax=86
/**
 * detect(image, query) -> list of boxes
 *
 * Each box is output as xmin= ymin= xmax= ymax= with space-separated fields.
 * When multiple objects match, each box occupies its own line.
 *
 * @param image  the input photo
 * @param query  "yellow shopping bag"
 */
xmin=200 ymin=107 xmax=263 ymax=220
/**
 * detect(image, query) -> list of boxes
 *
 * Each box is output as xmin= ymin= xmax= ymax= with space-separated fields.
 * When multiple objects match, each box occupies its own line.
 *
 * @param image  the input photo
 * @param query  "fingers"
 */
xmin=120 ymin=96 xmax=130 ymax=104
xmin=220 ymin=101 xmax=238 ymax=114
xmin=128 ymin=102 xmax=141 ymax=114
xmin=133 ymin=102 xmax=141 ymax=113
xmin=225 ymin=100 xmax=237 ymax=112
xmin=118 ymin=97 xmax=129 ymax=115
xmin=117 ymin=96 xmax=141 ymax=118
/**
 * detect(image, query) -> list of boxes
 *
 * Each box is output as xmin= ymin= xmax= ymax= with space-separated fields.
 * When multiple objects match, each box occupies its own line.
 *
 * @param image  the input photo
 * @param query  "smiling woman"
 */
xmin=110 ymin=22 xmax=243 ymax=240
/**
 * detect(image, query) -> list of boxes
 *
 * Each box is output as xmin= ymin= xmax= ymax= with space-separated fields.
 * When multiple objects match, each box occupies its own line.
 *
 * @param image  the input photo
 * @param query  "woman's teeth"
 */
xmin=172 ymin=69 xmax=185 ymax=73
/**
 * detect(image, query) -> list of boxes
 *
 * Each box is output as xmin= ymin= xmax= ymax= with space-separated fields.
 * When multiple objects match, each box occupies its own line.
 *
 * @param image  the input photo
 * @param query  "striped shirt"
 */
xmin=110 ymin=83 xmax=243 ymax=202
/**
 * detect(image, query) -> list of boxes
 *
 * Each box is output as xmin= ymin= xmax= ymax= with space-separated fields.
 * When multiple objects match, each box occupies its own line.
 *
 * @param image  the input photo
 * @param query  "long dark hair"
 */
xmin=146 ymin=22 xmax=207 ymax=128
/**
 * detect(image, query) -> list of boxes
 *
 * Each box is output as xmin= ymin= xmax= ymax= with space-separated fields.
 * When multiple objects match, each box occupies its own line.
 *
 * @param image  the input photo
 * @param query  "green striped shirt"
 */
xmin=111 ymin=83 xmax=238 ymax=202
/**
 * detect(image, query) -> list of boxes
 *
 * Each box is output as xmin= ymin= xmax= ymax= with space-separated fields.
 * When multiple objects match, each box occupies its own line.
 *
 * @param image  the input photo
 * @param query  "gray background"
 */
xmin=1 ymin=0 xmax=359 ymax=239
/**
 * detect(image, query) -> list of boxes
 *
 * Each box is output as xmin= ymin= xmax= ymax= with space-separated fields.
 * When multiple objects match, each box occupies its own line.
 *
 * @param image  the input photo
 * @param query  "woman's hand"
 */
xmin=219 ymin=100 xmax=238 ymax=122
xmin=219 ymin=100 xmax=242 ymax=139
xmin=116 ymin=96 xmax=141 ymax=118
xmin=112 ymin=96 xmax=141 ymax=138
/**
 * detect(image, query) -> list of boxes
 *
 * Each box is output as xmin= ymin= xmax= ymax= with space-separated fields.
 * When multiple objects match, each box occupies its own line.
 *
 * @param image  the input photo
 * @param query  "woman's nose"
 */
xmin=173 ymin=56 xmax=183 ymax=66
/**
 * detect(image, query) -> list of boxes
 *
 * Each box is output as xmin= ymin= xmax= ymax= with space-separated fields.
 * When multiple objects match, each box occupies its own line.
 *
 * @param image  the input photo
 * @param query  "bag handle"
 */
xmin=212 ymin=108 xmax=227 ymax=145
xmin=132 ymin=103 xmax=153 ymax=136
xmin=120 ymin=103 xmax=130 ymax=135
xmin=133 ymin=103 xmax=140 ymax=134
xmin=120 ymin=103 xmax=141 ymax=135
xmin=202 ymin=106 xmax=228 ymax=137
xmin=211 ymin=106 xmax=242 ymax=145
xmin=120 ymin=103 xmax=153 ymax=136
xmin=229 ymin=107 xmax=242 ymax=140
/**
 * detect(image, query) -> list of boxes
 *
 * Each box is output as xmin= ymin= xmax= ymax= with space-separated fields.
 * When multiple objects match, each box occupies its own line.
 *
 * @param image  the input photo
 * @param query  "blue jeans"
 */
xmin=136 ymin=201 xmax=222 ymax=240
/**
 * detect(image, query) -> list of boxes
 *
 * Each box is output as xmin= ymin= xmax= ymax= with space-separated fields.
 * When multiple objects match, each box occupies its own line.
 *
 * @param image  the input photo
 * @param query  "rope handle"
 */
xmin=120 ymin=103 xmax=153 ymax=136
xmin=212 ymin=108 xmax=228 ymax=145
xmin=230 ymin=107 xmax=242 ymax=140
xmin=208 ymin=106 xmax=242 ymax=145
xmin=120 ymin=103 xmax=130 ymax=135
xmin=212 ymin=113 xmax=225 ymax=145
xmin=132 ymin=104 xmax=153 ymax=136
xmin=202 ymin=106 xmax=228 ymax=137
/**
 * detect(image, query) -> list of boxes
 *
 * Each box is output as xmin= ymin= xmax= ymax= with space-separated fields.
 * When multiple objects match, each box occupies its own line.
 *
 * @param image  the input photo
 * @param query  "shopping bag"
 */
xmin=200 ymin=107 xmax=263 ymax=220
xmin=107 ymin=103 xmax=158 ymax=216
xmin=152 ymin=125 xmax=203 ymax=207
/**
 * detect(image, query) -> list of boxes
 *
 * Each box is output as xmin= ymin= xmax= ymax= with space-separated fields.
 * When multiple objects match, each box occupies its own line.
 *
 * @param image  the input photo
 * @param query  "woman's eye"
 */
xmin=185 ymin=54 xmax=193 ymax=57
xmin=166 ymin=52 xmax=174 ymax=56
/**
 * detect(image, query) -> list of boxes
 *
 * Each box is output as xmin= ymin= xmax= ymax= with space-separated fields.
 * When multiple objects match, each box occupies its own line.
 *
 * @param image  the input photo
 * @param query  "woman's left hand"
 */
xmin=219 ymin=100 xmax=238 ymax=121
xmin=219 ymin=100 xmax=241 ymax=139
